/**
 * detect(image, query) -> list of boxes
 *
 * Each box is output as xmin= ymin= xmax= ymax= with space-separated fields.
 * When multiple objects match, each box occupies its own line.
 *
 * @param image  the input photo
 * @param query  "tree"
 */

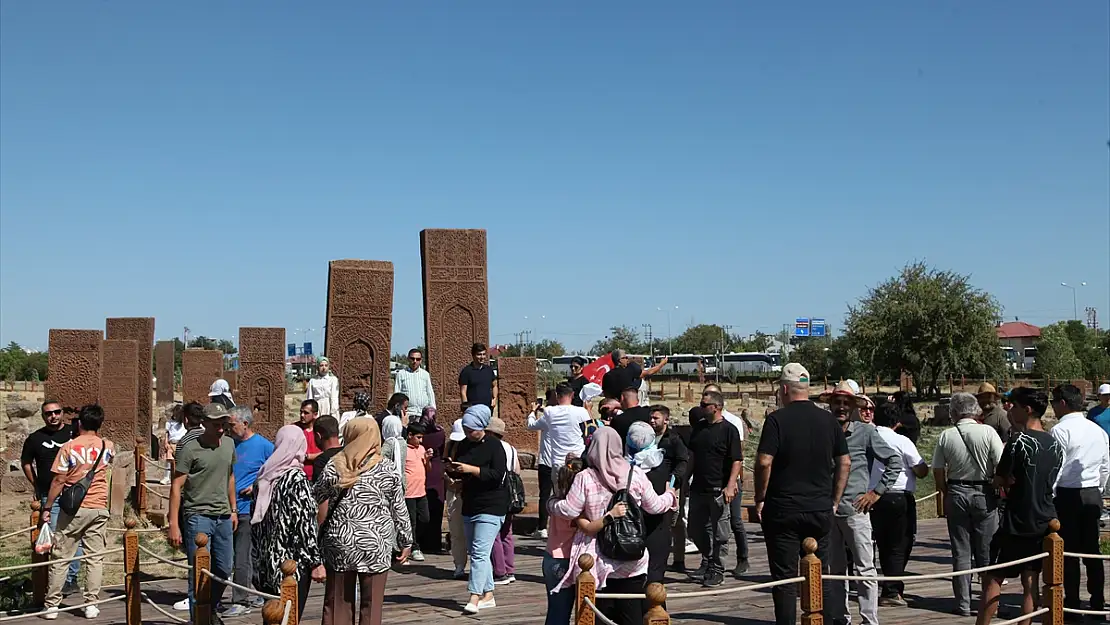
xmin=789 ymin=336 xmax=865 ymax=383
xmin=591 ymin=326 xmax=648 ymax=356
xmin=1041 ymin=321 xmax=1110 ymax=380
xmin=845 ymin=262 xmax=1004 ymax=397
xmin=498 ymin=339 xmax=566 ymax=360
xmin=670 ymin=324 xmax=741 ymax=354
xmin=1034 ymin=323 xmax=1086 ymax=380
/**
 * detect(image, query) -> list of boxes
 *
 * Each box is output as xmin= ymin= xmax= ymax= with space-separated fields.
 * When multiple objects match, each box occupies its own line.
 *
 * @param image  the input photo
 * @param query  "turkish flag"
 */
xmin=581 ymin=355 xmax=614 ymax=385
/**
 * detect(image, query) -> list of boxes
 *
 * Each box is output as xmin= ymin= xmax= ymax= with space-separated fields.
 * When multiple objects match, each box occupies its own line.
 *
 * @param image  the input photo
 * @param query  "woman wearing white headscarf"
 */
xmin=208 ymin=379 xmax=235 ymax=409
xmin=379 ymin=415 xmax=407 ymax=491
xmin=306 ymin=357 xmax=340 ymax=417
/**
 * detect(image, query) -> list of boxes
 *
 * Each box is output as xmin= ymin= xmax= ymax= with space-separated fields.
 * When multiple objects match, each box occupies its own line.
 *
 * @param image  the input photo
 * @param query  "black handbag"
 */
xmin=598 ymin=467 xmax=646 ymax=561
xmin=58 ymin=442 xmax=106 ymax=516
xmin=505 ymin=448 xmax=526 ymax=515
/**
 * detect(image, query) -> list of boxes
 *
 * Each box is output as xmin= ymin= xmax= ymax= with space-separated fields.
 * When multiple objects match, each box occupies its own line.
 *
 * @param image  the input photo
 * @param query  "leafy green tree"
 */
xmin=498 ymin=339 xmax=566 ymax=360
xmin=1043 ymin=321 xmax=1110 ymax=380
xmin=671 ymin=324 xmax=740 ymax=354
xmin=1034 ymin=324 xmax=1084 ymax=380
xmin=845 ymin=262 xmax=1004 ymax=397
xmin=790 ymin=336 xmax=865 ymax=383
xmin=591 ymin=326 xmax=648 ymax=356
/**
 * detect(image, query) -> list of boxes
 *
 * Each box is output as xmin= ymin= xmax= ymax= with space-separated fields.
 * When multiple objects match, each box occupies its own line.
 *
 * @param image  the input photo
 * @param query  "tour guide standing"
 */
xmin=395 ymin=348 xmax=437 ymax=419
xmin=22 ymin=399 xmax=82 ymax=595
xmin=169 ymin=402 xmax=238 ymax=620
xmin=686 ymin=390 xmax=742 ymax=588
xmin=458 ymin=343 xmax=497 ymax=409
xmin=931 ymin=392 xmax=1004 ymax=617
xmin=755 ymin=364 xmax=850 ymax=625
xmin=820 ymin=381 xmax=903 ymax=625
xmin=226 ymin=405 xmax=274 ymax=616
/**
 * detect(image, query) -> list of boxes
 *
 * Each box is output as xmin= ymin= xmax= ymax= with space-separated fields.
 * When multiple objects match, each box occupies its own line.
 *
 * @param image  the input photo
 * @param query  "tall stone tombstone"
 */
xmin=98 ymin=339 xmax=139 ymax=448
xmin=182 ymin=349 xmax=223 ymax=405
xmin=223 ymin=370 xmax=238 ymax=396
xmin=105 ymin=318 xmax=154 ymax=440
xmin=496 ymin=357 xmax=538 ymax=454
xmin=420 ymin=229 xmax=489 ymax=426
xmin=154 ymin=340 xmax=175 ymax=402
xmin=238 ymin=327 xmax=286 ymax=440
xmin=324 ymin=260 xmax=395 ymax=412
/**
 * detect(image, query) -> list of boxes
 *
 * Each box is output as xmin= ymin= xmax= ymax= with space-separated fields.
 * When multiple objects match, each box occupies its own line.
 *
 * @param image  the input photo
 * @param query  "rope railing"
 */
xmin=0 ymin=593 xmax=125 ymax=622
xmin=1062 ymin=607 xmax=1110 ymax=617
xmin=994 ymin=607 xmax=1049 ymax=625
xmin=138 ymin=545 xmax=194 ymax=571
xmin=141 ymin=483 xmax=170 ymax=499
xmin=1062 ymin=551 xmax=1110 ymax=560
xmin=823 ymin=552 xmax=1048 ymax=582
xmin=141 ymin=454 xmax=170 ymax=470
xmin=594 ymin=575 xmax=805 ymax=600
xmin=0 ymin=526 xmax=36 ymax=541
xmin=0 ymin=547 xmax=124 ymax=572
xmin=581 ymin=597 xmax=621 ymax=625
xmin=200 ymin=568 xmax=282 ymax=600
xmin=106 ymin=525 xmax=166 ymax=533
xmin=915 ymin=491 xmax=938 ymax=503
xmin=141 ymin=592 xmax=189 ymax=623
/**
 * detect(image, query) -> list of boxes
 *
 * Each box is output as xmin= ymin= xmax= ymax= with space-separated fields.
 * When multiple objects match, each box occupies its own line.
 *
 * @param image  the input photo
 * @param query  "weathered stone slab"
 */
xmin=420 ymin=229 xmax=489 ymax=426
xmin=46 ymin=329 xmax=103 ymax=414
xmin=324 ymin=260 xmax=394 ymax=412
xmin=155 ymin=341 xmax=175 ymax=402
xmin=182 ymin=350 xmax=222 ymax=405
xmin=223 ymin=370 xmax=237 ymax=396
xmin=495 ymin=357 xmax=538 ymax=454
xmin=99 ymin=339 xmax=139 ymax=448
xmin=106 ymin=318 xmax=154 ymax=441
xmin=238 ymin=327 xmax=286 ymax=440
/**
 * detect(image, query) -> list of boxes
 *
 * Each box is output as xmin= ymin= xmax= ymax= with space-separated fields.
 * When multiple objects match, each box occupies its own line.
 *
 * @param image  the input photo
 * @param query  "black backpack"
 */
xmin=598 ymin=467 xmax=646 ymax=561
xmin=58 ymin=441 xmax=107 ymax=516
xmin=505 ymin=447 xmax=526 ymax=515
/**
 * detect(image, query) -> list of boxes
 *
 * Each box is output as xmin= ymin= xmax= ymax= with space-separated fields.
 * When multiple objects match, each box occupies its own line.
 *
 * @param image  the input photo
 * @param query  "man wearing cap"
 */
xmin=976 ymin=383 xmax=1011 ymax=443
xmin=755 ymin=364 xmax=850 ymax=625
xmin=1088 ymin=383 xmax=1110 ymax=440
xmin=819 ymin=381 xmax=902 ymax=625
xmin=932 ymin=392 xmax=1004 ymax=617
xmin=168 ymin=402 xmax=237 ymax=620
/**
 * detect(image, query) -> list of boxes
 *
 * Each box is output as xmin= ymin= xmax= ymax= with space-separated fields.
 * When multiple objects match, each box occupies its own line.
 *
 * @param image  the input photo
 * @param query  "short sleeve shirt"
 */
xmin=458 ymin=364 xmax=496 ymax=407
xmin=22 ymin=424 xmax=73 ymax=498
xmin=689 ymin=419 xmax=743 ymax=493
xmin=996 ymin=429 xmax=1061 ymax=537
xmin=758 ymin=401 xmax=848 ymax=513
xmin=52 ymin=434 xmax=115 ymax=510
xmin=405 ymin=444 xmax=427 ymax=498
xmin=176 ymin=435 xmax=236 ymax=516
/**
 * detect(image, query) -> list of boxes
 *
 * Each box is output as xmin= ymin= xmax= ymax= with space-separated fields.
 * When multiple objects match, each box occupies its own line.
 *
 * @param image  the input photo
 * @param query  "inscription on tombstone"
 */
xmin=155 ymin=341 xmax=175 ymax=402
xmin=238 ymin=327 xmax=286 ymax=439
xmin=420 ymin=229 xmax=489 ymax=426
xmin=324 ymin=260 xmax=394 ymax=412
xmin=495 ymin=357 xmax=538 ymax=454
xmin=99 ymin=339 xmax=139 ymax=447
xmin=106 ymin=318 xmax=154 ymax=440
xmin=182 ymin=350 xmax=223 ymax=405
xmin=47 ymin=329 xmax=103 ymax=414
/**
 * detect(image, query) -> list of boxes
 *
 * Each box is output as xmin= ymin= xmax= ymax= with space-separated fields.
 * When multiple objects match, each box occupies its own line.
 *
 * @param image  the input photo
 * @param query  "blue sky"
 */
xmin=2 ymin=1 xmax=1107 ymax=354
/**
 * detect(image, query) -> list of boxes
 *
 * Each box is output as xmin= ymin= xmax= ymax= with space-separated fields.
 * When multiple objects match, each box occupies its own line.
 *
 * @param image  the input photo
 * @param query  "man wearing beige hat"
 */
xmin=976 ymin=383 xmax=1011 ymax=443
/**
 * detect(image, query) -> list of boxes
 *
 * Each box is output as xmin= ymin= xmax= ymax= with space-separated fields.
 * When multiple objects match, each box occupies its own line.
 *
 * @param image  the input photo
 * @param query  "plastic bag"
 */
xmin=34 ymin=524 xmax=53 ymax=554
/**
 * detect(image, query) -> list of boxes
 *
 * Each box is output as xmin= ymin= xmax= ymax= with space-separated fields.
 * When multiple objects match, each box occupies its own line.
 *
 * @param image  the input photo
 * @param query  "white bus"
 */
xmin=720 ymin=352 xmax=782 ymax=375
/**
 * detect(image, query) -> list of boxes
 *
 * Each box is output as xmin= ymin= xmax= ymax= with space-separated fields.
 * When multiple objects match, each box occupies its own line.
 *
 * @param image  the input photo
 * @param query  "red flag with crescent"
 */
xmin=581 ymin=354 xmax=614 ymax=385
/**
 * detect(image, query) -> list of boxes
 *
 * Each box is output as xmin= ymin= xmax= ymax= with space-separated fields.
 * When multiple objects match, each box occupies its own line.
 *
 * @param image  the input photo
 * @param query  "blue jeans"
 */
xmin=41 ymin=497 xmax=80 ymax=584
xmin=184 ymin=514 xmax=234 ymax=620
xmin=543 ymin=553 xmax=574 ymax=625
xmin=463 ymin=514 xmax=504 ymax=596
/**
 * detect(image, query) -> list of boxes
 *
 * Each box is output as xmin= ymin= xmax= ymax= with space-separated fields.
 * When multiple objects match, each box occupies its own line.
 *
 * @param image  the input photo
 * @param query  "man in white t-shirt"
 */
xmin=703 ymin=384 xmax=750 ymax=577
xmin=527 ymin=382 xmax=591 ymax=539
xmin=869 ymin=402 xmax=929 ymax=606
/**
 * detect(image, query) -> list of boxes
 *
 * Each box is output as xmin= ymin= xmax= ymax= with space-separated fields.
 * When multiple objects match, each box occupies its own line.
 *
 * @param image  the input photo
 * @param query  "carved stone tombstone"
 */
xmin=155 ymin=340 xmax=175 ymax=402
xmin=238 ymin=328 xmax=286 ymax=440
xmin=420 ymin=229 xmax=489 ymax=426
xmin=182 ymin=350 xmax=223 ymax=405
xmin=496 ymin=357 xmax=538 ymax=454
xmin=106 ymin=318 xmax=154 ymax=440
xmin=47 ymin=329 xmax=104 ymax=414
xmin=99 ymin=339 xmax=139 ymax=448
xmin=223 ymin=370 xmax=238 ymax=396
xmin=324 ymin=260 xmax=394 ymax=412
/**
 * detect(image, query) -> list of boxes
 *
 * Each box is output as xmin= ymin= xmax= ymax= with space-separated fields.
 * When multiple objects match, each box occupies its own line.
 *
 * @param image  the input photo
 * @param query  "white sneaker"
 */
xmin=173 ymin=599 xmax=189 ymax=611
xmin=463 ymin=603 xmax=480 ymax=615
xmin=159 ymin=475 xmax=171 ymax=485
xmin=684 ymin=539 xmax=699 ymax=554
xmin=531 ymin=528 xmax=548 ymax=539
xmin=83 ymin=606 xmax=100 ymax=619
xmin=412 ymin=549 xmax=425 ymax=562
xmin=42 ymin=607 xmax=59 ymax=620
xmin=477 ymin=598 xmax=496 ymax=610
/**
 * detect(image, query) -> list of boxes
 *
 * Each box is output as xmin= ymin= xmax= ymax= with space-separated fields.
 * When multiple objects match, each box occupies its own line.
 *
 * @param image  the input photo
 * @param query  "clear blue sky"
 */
xmin=2 ymin=1 xmax=1108 ymax=354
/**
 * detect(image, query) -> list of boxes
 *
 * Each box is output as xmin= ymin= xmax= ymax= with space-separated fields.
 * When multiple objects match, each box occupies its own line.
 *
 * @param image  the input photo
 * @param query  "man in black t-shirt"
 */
xmin=686 ymin=390 xmax=742 ymax=587
xmin=755 ymin=364 xmax=850 ymax=625
xmin=568 ymin=357 xmax=589 ymax=407
xmin=608 ymin=387 xmax=652 ymax=442
xmin=311 ymin=416 xmax=343 ymax=482
xmin=601 ymin=349 xmax=640 ymax=400
xmin=978 ymin=388 xmax=1062 ymax=625
xmin=458 ymin=343 xmax=496 ymax=409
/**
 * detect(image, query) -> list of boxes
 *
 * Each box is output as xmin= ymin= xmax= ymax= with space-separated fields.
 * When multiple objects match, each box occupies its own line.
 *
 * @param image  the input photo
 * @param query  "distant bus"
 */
xmin=720 ymin=352 xmax=782 ymax=375
xmin=550 ymin=355 xmax=595 ymax=376
xmin=1022 ymin=347 xmax=1037 ymax=371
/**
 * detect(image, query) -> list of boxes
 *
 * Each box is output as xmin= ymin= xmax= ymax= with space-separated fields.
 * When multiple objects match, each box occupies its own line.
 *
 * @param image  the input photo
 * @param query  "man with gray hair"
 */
xmin=932 ymin=392 xmax=1004 ymax=617
xmin=226 ymin=405 xmax=273 ymax=615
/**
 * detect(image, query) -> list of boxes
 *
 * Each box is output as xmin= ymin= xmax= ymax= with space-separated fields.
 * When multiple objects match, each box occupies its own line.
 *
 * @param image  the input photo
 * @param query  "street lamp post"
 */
xmin=1060 ymin=282 xmax=1087 ymax=320
xmin=658 ymin=305 xmax=679 ymax=355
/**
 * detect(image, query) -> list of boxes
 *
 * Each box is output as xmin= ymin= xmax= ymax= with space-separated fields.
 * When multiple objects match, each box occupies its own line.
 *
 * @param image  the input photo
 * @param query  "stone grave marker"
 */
xmin=106 ymin=317 xmax=154 ymax=441
xmin=495 ymin=357 xmax=538 ymax=454
xmin=154 ymin=340 xmax=175 ymax=402
xmin=182 ymin=349 xmax=223 ymax=405
xmin=238 ymin=327 xmax=286 ymax=439
xmin=324 ymin=260 xmax=394 ymax=412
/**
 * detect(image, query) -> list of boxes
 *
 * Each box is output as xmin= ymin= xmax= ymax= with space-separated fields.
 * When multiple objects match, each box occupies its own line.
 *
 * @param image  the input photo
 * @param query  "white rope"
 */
xmin=0 ymin=547 xmax=124 ymax=572
xmin=199 ymin=568 xmax=281 ymax=600
xmin=103 ymin=557 xmax=188 ymax=567
xmin=138 ymin=545 xmax=194 ymax=571
xmin=824 ymin=552 xmax=1048 ymax=582
xmin=106 ymin=525 xmax=166 ymax=533
xmin=992 ymin=607 xmax=1049 ymax=625
xmin=141 ymin=483 xmax=170 ymax=499
xmin=581 ymin=597 xmax=620 ymax=625
xmin=915 ymin=491 xmax=938 ymax=503
xmin=1063 ymin=607 xmax=1110 ymax=616
xmin=280 ymin=599 xmax=292 ymax=625
xmin=1063 ymin=551 xmax=1110 ymax=560
xmin=0 ymin=526 xmax=35 ymax=541
xmin=141 ymin=454 xmax=171 ymax=470
xmin=141 ymin=592 xmax=189 ymax=623
xmin=594 ymin=575 xmax=806 ymax=600
xmin=0 ymin=593 xmax=125 ymax=622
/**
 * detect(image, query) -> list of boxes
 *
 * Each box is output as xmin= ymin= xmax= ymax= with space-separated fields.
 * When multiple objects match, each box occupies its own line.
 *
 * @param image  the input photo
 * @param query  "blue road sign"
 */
xmin=287 ymin=343 xmax=296 ymax=357
xmin=811 ymin=318 xmax=826 ymax=337
xmin=794 ymin=318 xmax=810 ymax=337
xmin=303 ymin=342 xmax=313 ymax=356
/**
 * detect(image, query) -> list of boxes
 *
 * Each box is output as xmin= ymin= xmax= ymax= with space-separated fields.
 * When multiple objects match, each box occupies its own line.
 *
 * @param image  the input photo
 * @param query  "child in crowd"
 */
xmin=544 ymin=457 xmax=585 ymax=625
xmin=404 ymin=421 xmax=431 ymax=563
xmin=161 ymin=403 xmax=185 ymax=484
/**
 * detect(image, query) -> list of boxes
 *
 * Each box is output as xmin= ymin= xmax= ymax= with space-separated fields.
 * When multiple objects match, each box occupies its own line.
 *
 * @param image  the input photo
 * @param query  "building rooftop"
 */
xmin=997 ymin=321 xmax=1041 ymax=339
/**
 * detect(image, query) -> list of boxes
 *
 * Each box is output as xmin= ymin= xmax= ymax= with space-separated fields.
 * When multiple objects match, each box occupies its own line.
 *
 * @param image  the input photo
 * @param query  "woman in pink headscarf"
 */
xmin=250 ymin=425 xmax=323 ymax=620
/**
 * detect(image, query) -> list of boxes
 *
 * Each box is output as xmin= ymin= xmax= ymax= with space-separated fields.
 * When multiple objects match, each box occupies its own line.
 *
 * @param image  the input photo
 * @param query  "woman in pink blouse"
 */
xmin=548 ymin=427 xmax=677 ymax=625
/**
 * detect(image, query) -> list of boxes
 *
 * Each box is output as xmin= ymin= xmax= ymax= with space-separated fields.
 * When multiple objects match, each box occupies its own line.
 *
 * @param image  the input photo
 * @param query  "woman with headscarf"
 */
xmin=208 ymin=379 xmax=235 ymax=409
xmin=307 ymin=356 xmax=340 ymax=418
xmin=250 ymin=425 xmax=323 ymax=621
xmin=548 ymin=426 xmax=677 ymax=625
xmin=444 ymin=405 xmax=508 ymax=614
xmin=379 ymin=415 xmax=407 ymax=493
xmin=629 ymin=419 xmax=687 ymax=598
xmin=314 ymin=418 xmax=412 ymax=625
xmin=337 ymin=390 xmax=373 ymax=442
xmin=414 ymin=406 xmax=447 ymax=554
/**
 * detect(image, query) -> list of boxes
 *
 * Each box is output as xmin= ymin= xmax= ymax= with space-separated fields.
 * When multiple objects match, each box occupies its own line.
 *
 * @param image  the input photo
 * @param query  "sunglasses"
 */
xmin=43 ymin=409 xmax=63 ymax=417
xmin=410 ymin=357 xmax=422 ymax=361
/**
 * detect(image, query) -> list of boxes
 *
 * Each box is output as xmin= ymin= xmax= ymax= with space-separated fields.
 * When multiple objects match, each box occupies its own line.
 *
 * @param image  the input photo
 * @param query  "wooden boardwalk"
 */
xmin=16 ymin=519 xmax=1104 ymax=624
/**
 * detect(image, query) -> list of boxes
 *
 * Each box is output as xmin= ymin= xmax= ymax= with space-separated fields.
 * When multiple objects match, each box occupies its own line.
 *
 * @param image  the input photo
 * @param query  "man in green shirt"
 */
xmin=168 ymin=403 xmax=238 ymax=619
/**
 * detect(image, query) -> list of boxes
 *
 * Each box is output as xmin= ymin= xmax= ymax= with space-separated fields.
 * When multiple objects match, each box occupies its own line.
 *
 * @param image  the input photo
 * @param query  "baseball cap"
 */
xmin=1098 ymin=383 xmax=1110 ymax=396
xmin=780 ymin=363 xmax=810 ymax=383
xmin=449 ymin=418 xmax=466 ymax=442
xmin=203 ymin=403 xmax=230 ymax=419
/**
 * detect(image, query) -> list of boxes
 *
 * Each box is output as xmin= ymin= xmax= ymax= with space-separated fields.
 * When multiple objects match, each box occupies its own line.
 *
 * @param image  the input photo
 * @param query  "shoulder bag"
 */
xmin=58 ymin=441 xmax=107 ymax=516
xmin=505 ymin=447 xmax=526 ymax=515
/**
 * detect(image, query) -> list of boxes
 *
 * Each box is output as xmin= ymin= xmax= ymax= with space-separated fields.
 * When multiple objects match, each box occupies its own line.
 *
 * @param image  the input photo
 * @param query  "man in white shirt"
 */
xmin=1048 ymin=384 xmax=1109 ymax=614
xmin=394 ymin=348 xmax=436 ymax=419
xmin=704 ymin=383 xmax=750 ymax=577
xmin=527 ymin=382 xmax=590 ymax=540
xmin=869 ymin=403 xmax=929 ymax=606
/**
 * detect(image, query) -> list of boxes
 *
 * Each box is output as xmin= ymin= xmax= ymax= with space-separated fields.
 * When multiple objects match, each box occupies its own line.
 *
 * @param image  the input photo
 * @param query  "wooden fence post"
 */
xmin=279 ymin=560 xmax=299 ymax=625
xmin=194 ymin=533 xmax=212 ymax=625
xmin=261 ymin=600 xmax=286 ymax=625
xmin=644 ymin=582 xmax=670 ymax=625
xmin=123 ymin=517 xmax=141 ymax=625
xmin=135 ymin=444 xmax=147 ymax=519
xmin=936 ymin=490 xmax=945 ymax=518
xmin=800 ymin=537 xmax=823 ymax=625
xmin=575 ymin=554 xmax=596 ymax=625
xmin=1041 ymin=519 xmax=1063 ymax=625
xmin=29 ymin=500 xmax=46 ymax=607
